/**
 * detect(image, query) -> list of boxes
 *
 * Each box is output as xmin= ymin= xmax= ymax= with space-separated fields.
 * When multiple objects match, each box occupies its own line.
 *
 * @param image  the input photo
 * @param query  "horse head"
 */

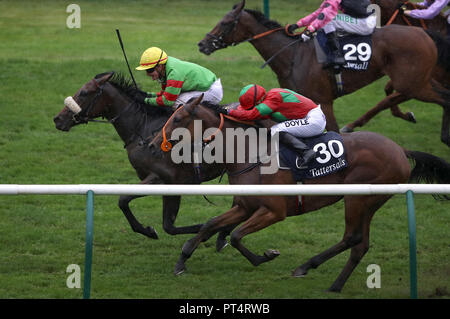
xmin=198 ymin=0 xmax=246 ymax=55
xmin=53 ymin=72 xmax=115 ymax=131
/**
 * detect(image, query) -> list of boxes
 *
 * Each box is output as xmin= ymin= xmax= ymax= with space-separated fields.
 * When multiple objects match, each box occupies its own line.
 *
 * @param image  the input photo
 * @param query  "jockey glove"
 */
xmin=301 ymin=30 xmax=313 ymax=42
xmin=135 ymin=90 xmax=156 ymax=104
xmin=287 ymin=24 xmax=299 ymax=34
xmin=398 ymin=4 xmax=407 ymax=14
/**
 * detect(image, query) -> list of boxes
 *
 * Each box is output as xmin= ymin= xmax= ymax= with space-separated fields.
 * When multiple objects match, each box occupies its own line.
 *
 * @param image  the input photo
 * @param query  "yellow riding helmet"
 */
xmin=136 ymin=47 xmax=168 ymax=71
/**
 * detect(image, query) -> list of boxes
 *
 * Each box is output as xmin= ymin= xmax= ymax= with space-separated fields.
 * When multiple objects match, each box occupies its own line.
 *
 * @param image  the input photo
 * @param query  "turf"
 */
xmin=0 ymin=0 xmax=448 ymax=299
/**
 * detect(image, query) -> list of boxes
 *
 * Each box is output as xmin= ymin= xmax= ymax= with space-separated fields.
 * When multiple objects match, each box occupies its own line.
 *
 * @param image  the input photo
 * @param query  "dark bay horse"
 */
xmin=198 ymin=0 xmax=450 ymax=145
xmin=53 ymin=72 xmax=228 ymax=249
xmin=341 ymin=0 xmax=450 ymax=135
xmin=155 ymin=95 xmax=450 ymax=292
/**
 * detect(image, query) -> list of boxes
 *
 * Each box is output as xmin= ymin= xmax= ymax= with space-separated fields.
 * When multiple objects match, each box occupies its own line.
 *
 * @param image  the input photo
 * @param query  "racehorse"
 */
xmin=154 ymin=94 xmax=450 ymax=292
xmin=198 ymin=0 xmax=450 ymax=145
xmin=53 ymin=72 xmax=228 ymax=249
xmin=341 ymin=0 xmax=450 ymax=135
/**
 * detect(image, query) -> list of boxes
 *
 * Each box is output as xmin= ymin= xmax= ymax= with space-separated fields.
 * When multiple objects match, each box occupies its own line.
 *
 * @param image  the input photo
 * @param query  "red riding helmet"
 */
xmin=239 ymin=84 xmax=266 ymax=110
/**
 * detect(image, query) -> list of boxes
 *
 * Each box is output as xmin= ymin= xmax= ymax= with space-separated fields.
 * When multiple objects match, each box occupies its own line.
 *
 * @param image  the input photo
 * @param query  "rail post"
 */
xmin=263 ymin=0 xmax=270 ymax=18
xmin=83 ymin=190 xmax=94 ymax=299
xmin=406 ymin=190 xmax=418 ymax=299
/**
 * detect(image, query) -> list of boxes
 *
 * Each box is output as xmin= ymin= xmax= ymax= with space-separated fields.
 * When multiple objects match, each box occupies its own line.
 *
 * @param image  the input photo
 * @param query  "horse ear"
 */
xmin=234 ymin=0 xmax=245 ymax=13
xmin=94 ymin=71 xmax=115 ymax=86
xmin=185 ymin=93 xmax=204 ymax=114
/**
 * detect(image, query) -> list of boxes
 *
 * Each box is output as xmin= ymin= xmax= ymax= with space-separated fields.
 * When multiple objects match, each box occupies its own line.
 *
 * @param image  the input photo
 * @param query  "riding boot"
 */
xmin=278 ymin=131 xmax=316 ymax=168
xmin=326 ymin=32 xmax=345 ymax=72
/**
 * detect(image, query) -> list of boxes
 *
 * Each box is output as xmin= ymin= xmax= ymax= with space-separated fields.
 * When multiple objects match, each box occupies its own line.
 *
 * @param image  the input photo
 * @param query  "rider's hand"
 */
xmin=399 ymin=5 xmax=408 ymax=14
xmin=287 ymin=24 xmax=299 ymax=34
xmin=135 ymin=90 xmax=148 ymax=104
xmin=301 ymin=30 xmax=313 ymax=42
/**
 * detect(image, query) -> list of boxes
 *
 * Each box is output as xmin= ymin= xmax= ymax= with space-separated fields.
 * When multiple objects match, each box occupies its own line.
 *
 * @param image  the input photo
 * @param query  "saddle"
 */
xmin=314 ymin=29 xmax=373 ymax=72
xmin=276 ymin=131 xmax=348 ymax=181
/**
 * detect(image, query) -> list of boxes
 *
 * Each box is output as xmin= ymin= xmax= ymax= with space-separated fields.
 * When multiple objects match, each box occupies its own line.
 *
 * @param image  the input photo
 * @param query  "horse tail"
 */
xmin=425 ymin=30 xmax=450 ymax=73
xmin=405 ymin=150 xmax=450 ymax=200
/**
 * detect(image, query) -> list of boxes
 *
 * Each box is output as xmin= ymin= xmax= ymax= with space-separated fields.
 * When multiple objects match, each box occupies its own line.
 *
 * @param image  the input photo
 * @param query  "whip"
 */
xmin=115 ymin=29 xmax=138 ymax=89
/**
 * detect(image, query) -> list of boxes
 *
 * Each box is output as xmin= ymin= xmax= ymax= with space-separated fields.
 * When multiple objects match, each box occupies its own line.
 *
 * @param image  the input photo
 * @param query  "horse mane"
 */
xmin=241 ymin=8 xmax=282 ymax=29
xmin=240 ymin=8 xmax=300 ymax=39
xmin=198 ymin=100 xmax=228 ymax=116
xmin=101 ymin=72 xmax=173 ymax=117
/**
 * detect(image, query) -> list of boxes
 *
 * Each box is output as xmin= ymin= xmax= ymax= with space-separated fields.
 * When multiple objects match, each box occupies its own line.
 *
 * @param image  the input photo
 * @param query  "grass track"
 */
xmin=0 ymin=0 xmax=448 ymax=299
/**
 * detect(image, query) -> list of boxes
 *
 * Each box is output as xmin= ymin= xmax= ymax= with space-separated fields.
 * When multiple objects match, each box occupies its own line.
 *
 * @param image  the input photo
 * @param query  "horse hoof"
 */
xmin=340 ymin=125 xmax=354 ymax=133
xmin=216 ymin=239 xmax=228 ymax=252
xmin=292 ymin=267 xmax=307 ymax=278
xmin=407 ymin=112 xmax=416 ymax=124
xmin=326 ymin=286 xmax=341 ymax=293
xmin=174 ymin=262 xmax=186 ymax=276
xmin=264 ymin=249 xmax=280 ymax=260
xmin=145 ymin=226 xmax=159 ymax=239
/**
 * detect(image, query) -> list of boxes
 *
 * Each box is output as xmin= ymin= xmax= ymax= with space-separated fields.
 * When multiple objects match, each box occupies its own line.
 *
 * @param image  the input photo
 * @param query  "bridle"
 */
xmin=67 ymin=80 xmax=126 ymax=125
xmin=160 ymin=104 xmax=226 ymax=152
xmin=206 ymin=11 xmax=243 ymax=49
xmin=72 ymin=81 xmax=106 ymax=124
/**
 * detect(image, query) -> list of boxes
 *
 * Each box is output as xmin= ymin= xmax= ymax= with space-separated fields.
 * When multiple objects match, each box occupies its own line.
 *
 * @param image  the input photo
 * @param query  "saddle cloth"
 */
xmin=277 ymin=131 xmax=348 ymax=181
xmin=314 ymin=30 xmax=373 ymax=71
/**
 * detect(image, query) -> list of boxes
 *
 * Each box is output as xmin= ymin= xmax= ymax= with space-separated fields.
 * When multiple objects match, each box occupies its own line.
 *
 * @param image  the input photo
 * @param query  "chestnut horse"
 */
xmin=155 ymin=95 xmax=450 ymax=292
xmin=198 ymin=0 xmax=450 ymax=145
xmin=341 ymin=0 xmax=450 ymax=136
xmin=53 ymin=72 xmax=228 ymax=250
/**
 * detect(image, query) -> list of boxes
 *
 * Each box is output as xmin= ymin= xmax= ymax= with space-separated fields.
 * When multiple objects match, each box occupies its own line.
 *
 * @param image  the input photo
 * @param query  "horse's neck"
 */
xmin=242 ymin=12 xmax=312 ymax=87
xmin=214 ymin=116 xmax=270 ymax=176
xmin=105 ymin=86 xmax=167 ymax=147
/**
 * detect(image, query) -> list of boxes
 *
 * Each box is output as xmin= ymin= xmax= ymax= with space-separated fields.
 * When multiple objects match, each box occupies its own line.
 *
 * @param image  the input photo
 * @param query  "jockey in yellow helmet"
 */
xmin=135 ymin=47 xmax=223 ymax=109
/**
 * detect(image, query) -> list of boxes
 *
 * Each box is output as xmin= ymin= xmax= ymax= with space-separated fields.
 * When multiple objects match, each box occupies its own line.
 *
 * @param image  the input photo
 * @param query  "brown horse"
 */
xmin=154 ymin=95 xmax=450 ymax=292
xmin=341 ymin=0 xmax=450 ymax=135
xmin=53 ymin=72 xmax=228 ymax=250
xmin=198 ymin=0 xmax=450 ymax=145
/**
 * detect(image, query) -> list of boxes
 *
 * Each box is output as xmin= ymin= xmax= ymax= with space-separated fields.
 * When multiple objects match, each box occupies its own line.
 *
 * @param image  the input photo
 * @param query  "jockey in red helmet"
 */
xmin=228 ymin=84 xmax=327 ymax=168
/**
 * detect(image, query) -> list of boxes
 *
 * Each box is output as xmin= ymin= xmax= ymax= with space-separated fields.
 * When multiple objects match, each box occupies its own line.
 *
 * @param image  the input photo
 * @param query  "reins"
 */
xmin=386 ymin=1 xmax=427 ymax=29
xmin=160 ymin=105 xmax=255 ymax=152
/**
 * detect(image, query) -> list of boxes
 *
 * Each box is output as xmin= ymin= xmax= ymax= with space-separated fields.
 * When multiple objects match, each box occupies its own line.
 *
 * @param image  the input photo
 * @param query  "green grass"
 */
xmin=0 ymin=0 xmax=448 ymax=299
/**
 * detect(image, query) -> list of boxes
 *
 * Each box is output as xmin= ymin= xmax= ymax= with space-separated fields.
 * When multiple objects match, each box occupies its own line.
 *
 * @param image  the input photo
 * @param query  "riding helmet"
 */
xmin=136 ymin=47 xmax=168 ymax=71
xmin=239 ymin=84 xmax=266 ymax=109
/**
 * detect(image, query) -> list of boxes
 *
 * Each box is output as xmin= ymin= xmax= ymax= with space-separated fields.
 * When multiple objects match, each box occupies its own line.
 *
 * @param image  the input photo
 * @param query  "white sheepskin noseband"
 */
xmin=64 ymin=96 xmax=82 ymax=114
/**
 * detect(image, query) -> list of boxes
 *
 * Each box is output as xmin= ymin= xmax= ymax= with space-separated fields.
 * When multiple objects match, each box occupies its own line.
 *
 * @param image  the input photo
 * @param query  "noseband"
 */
xmin=65 ymin=80 xmax=122 ymax=125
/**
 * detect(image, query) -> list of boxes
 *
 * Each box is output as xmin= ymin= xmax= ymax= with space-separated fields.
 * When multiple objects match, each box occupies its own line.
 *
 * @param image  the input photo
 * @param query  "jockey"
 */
xmin=135 ymin=47 xmax=223 ymax=109
xmin=228 ymin=84 xmax=326 ymax=168
xmin=288 ymin=0 xmax=376 ymax=70
xmin=403 ymin=0 xmax=449 ymax=19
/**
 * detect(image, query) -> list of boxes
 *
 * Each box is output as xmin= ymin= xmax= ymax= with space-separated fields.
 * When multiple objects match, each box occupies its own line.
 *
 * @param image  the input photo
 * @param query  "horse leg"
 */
xmin=174 ymin=205 xmax=249 ymax=275
xmin=215 ymin=223 xmax=239 ymax=252
xmin=322 ymin=102 xmax=339 ymax=133
xmin=440 ymin=104 xmax=450 ymax=146
xmin=229 ymin=206 xmax=285 ymax=267
xmin=292 ymin=195 xmax=389 ymax=293
xmin=161 ymin=196 xmax=203 ymax=235
xmin=118 ymin=175 xmax=159 ymax=239
xmin=340 ymin=93 xmax=410 ymax=132
xmin=327 ymin=210 xmax=375 ymax=292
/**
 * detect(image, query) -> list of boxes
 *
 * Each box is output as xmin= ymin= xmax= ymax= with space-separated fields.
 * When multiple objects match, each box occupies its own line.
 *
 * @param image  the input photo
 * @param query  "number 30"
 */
xmin=313 ymin=140 xmax=344 ymax=164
